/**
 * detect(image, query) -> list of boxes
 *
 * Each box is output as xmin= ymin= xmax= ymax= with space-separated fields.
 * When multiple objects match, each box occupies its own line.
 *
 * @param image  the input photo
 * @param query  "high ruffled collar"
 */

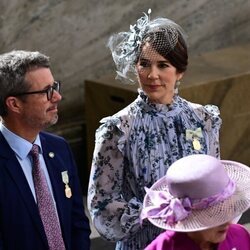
xmin=137 ymin=89 xmax=182 ymax=114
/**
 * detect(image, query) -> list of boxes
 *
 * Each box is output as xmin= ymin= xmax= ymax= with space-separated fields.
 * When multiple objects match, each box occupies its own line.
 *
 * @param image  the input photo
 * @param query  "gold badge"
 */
xmin=65 ymin=184 xmax=72 ymax=198
xmin=193 ymin=138 xmax=201 ymax=151
xmin=61 ymin=171 xmax=72 ymax=198
xmin=186 ymin=127 xmax=203 ymax=151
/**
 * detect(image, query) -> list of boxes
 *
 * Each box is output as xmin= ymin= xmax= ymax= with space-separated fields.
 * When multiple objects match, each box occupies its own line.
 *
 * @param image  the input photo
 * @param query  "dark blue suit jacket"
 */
xmin=0 ymin=131 xmax=91 ymax=250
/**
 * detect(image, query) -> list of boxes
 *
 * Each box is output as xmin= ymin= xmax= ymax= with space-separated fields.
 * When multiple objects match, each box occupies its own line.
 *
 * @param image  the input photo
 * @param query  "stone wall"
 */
xmin=1 ymin=0 xmax=250 ymax=124
xmin=1 ymin=0 xmax=250 ymax=190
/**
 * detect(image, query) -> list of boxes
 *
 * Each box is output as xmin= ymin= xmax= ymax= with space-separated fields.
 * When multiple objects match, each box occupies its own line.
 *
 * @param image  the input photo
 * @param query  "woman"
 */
xmin=88 ymin=10 xmax=221 ymax=249
xmin=142 ymin=154 xmax=250 ymax=250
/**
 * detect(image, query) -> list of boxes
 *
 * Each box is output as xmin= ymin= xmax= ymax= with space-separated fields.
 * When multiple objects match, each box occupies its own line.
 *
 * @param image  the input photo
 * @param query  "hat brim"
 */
xmin=143 ymin=160 xmax=250 ymax=232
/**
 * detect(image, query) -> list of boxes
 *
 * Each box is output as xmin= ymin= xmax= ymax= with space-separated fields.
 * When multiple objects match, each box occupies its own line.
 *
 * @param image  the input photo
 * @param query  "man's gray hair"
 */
xmin=0 ymin=50 xmax=50 ymax=116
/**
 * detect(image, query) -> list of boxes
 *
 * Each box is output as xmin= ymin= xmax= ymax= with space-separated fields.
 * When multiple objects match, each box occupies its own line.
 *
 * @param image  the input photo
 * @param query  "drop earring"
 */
xmin=174 ymin=80 xmax=181 ymax=95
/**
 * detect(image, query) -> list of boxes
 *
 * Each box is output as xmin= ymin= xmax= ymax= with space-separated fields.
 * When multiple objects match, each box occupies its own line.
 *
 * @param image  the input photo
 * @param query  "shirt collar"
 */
xmin=0 ymin=123 xmax=42 ymax=160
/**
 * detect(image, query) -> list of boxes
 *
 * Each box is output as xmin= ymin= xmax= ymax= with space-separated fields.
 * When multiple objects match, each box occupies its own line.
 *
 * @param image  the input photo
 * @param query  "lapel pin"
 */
xmin=49 ymin=152 xmax=55 ymax=158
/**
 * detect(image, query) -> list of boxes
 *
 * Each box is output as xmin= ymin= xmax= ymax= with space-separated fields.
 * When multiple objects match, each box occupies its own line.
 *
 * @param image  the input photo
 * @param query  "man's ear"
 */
xmin=5 ymin=96 xmax=22 ymax=114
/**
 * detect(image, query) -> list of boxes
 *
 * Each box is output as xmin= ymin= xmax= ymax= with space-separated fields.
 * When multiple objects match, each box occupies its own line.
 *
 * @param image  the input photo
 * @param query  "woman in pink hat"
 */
xmin=141 ymin=154 xmax=250 ymax=250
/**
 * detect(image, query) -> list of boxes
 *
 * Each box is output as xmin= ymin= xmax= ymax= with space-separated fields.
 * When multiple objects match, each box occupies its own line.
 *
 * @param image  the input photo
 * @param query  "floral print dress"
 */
xmin=88 ymin=90 xmax=222 ymax=250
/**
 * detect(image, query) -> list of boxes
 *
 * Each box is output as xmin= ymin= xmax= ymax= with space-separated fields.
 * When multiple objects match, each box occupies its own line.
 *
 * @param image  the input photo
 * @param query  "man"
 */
xmin=0 ymin=50 xmax=91 ymax=249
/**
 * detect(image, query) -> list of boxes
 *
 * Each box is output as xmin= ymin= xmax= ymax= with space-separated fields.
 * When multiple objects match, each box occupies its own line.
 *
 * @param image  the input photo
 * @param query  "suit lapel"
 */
xmin=0 ymin=133 xmax=48 ymax=246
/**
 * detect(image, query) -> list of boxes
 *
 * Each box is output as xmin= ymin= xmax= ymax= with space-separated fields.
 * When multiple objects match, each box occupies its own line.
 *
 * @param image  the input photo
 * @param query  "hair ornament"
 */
xmin=108 ymin=9 xmax=187 ymax=83
xmin=107 ymin=9 xmax=152 ymax=83
xmin=129 ymin=8 xmax=151 ymax=48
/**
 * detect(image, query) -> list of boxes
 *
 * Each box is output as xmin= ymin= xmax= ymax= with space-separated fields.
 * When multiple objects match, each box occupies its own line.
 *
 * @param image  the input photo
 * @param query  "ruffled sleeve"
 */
xmin=87 ymin=115 xmax=143 ymax=241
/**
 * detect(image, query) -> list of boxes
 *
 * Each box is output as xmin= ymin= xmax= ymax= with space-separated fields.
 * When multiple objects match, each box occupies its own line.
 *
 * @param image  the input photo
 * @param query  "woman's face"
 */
xmin=187 ymin=222 xmax=231 ymax=248
xmin=136 ymin=43 xmax=183 ymax=105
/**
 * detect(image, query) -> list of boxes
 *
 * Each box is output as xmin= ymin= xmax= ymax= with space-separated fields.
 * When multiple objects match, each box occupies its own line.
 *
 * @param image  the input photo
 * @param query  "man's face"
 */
xmin=19 ymin=67 xmax=62 ymax=130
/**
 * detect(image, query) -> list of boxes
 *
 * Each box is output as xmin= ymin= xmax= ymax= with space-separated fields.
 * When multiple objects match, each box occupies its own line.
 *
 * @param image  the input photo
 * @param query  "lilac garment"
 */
xmin=88 ymin=90 xmax=222 ymax=250
xmin=145 ymin=224 xmax=250 ymax=250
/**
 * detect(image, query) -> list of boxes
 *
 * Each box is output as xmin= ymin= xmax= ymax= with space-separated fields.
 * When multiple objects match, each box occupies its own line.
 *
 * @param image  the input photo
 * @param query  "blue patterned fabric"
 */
xmin=88 ymin=90 xmax=221 ymax=250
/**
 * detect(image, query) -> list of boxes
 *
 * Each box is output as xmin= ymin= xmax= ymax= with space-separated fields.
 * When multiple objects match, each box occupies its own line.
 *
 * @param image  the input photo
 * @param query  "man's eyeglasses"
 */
xmin=12 ymin=81 xmax=61 ymax=101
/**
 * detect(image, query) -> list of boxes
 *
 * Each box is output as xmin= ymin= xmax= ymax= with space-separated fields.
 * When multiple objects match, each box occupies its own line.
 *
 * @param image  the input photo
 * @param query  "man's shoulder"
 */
xmin=39 ymin=131 xmax=73 ymax=158
xmin=39 ymin=131 xmax=67 ymax=144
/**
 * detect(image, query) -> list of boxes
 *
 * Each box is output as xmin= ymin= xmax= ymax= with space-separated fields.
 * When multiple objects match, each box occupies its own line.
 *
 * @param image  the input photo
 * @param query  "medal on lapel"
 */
xmin=65 ymin=185 xmax=72 ymax=199
xmin=61 ymin=171 xmax=72 ymax=198
xmin=186 ymin=127 xmax=203 ymax=151
xmin=192 ymin=138 xmax=201 ymax=150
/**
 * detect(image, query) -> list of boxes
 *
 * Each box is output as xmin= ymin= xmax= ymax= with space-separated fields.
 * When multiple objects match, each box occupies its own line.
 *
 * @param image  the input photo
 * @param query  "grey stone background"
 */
xmin=1 ymin=1 xmax=250 ymax=248
xmin=1 ymin=0 xmax=250 ymax=176
xmin=1 ymin=0 xmax=250 ymax=124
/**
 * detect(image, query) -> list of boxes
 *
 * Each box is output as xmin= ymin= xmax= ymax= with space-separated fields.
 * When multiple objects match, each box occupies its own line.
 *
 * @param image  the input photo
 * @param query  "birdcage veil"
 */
xmin=107 ymin=9 xmax=188 ymax=83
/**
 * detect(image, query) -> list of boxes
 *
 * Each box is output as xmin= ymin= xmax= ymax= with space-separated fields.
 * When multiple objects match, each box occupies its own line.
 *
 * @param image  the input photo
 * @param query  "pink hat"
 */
xmin=141 ymin=154 xmax=250 ymax=232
